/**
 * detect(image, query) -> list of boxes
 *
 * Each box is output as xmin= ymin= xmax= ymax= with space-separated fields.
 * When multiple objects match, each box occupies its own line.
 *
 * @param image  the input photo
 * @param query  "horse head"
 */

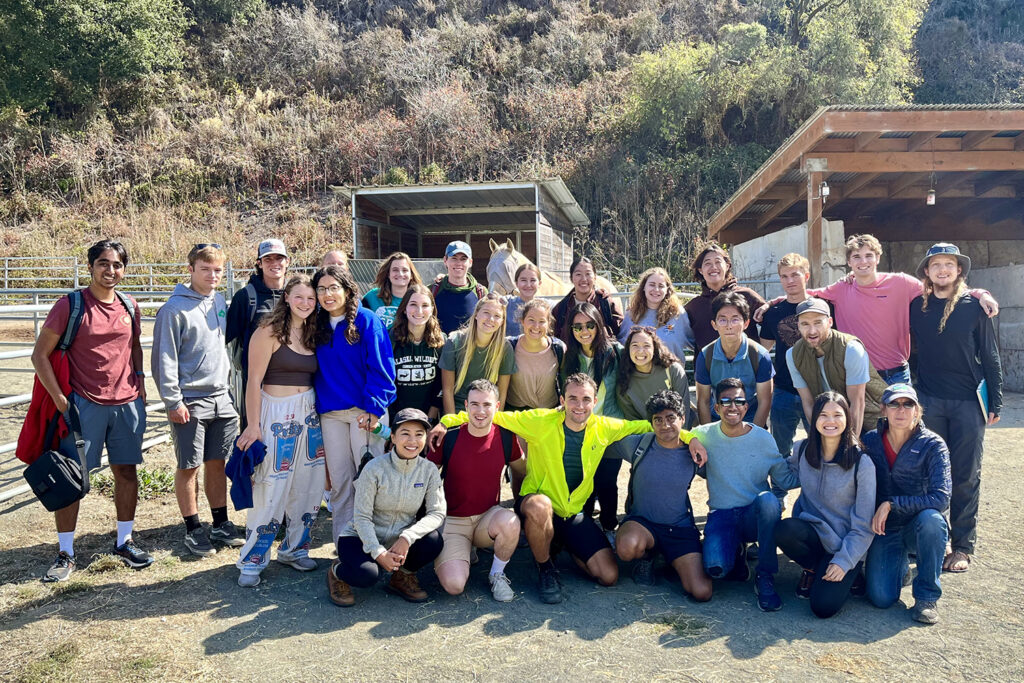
xmin=486 ymin=237 xmax=521 ymax=294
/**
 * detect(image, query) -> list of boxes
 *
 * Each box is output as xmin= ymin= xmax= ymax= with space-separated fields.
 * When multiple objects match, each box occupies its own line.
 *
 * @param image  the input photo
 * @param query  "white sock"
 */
xmin=57 ymin=532 xmax=75 ymax=557
xmin=116 ymin=520 xmax=134 ymax=547
xmin=490 ymin=556 xmax=509 ymax=576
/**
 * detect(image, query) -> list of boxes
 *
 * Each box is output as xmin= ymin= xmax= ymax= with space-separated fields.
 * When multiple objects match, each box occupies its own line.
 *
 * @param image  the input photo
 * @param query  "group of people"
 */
xmin=27 ymin=232 xmax=1003 ymax=626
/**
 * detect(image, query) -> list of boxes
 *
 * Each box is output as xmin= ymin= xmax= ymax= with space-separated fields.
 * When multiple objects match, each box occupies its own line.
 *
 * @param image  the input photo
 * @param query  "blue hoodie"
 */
xmin=315 ymin=307 xmax=396 ymax=417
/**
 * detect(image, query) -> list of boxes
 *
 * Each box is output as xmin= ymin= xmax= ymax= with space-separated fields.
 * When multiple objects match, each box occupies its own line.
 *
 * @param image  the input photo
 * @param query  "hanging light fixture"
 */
xmin=927 ymin=171 xmax=936 ymax=206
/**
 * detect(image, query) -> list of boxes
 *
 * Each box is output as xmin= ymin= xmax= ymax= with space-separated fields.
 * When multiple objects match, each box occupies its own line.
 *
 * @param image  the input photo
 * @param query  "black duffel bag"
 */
xmin=23 ymin=404 xmax=89 ymax=512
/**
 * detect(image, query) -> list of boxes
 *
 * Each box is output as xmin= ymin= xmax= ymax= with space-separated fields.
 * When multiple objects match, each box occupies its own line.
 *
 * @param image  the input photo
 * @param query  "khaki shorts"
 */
xmin=435 ymin=505 xmax=508 ymax=567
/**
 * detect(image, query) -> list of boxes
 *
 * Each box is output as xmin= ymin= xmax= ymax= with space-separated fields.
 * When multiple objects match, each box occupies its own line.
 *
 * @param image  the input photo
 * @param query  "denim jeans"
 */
xmin=865 ymin=509 xmax=947 ymax=607
xmin=703 ymin=491 xmax=781 ymax=576
xmin=769 ymin=388 xmax=807 ymax=457
xmin=877 ymin=363 xmax=911 ymax=385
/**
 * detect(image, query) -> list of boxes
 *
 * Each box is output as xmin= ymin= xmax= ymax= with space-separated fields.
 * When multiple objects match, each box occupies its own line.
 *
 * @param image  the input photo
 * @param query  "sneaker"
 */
xmin=754 ymin=572 xmax=782 ymax=612
xmin=238 ymin=572 xmax=261 ymax=587
xmin=489 ymin=572 xmax=515 ymax=602
xmin=911 ymin=600 xmax=939 ymax=624
xmin=796 ymin=569 xmax=814 ymax=599
xmin=605 ymin=529 xmax=617 ymax=552
xmin=745 ymin=543 xmax=759 ymax=562
xmin=538 ymin=565 xmax=563 ymax=604
xmin=277 ymin=555 xmax=317 ymax=572
xmin=113 ymin=539 xmax=154 ymax=569
xmin=184 ymin=526 xmax=216 ymax=557
xmin=209 ymin=520 xmax=245 ymax=548
xmin=386 ymin=569 xmax=428 ymax=603
xmin=631 ymin=557 xmax=656 ymax=586
xmin=326 ymin=562 xmax=354 ymax=607
xmin=42 ymin=551 xmax=76 ymax=583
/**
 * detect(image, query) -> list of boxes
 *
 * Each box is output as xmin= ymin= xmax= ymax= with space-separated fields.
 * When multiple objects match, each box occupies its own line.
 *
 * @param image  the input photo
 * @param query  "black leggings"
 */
xmin=775 ymin=518 xmax=862 ymax=619
xmin=334 ymin=531 xmax=444 ymax=588
xmin=583 ymin=458 xmax=621 ymax=531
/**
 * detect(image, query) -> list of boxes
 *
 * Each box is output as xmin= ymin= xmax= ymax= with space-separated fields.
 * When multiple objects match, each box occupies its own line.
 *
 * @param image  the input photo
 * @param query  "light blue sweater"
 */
xmin=692 ymin=422 xmax=798 ymax=511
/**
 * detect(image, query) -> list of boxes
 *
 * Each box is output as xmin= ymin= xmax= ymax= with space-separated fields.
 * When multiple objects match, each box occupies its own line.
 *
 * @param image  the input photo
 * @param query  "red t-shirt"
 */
xmin=426 ymin=425 xmax=523 ymax=517
xmin=882 ymin=430 xmax=899 ymax=470
xmin=43 ymin=289 xmax=142 ymax=406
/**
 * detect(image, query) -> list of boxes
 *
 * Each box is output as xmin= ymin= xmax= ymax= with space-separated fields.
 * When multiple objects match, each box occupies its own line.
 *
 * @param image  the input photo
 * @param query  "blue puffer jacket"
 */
xmin=862 ymin=420 xmax=951 ymax=530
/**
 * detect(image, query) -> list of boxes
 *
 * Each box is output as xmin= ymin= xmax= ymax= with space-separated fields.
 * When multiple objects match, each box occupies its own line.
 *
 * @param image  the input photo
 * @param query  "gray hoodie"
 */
xmin=787 ymin=439 xmax=877 ymax=572
xmin=151 ymin=283 xmax=231 ymax=410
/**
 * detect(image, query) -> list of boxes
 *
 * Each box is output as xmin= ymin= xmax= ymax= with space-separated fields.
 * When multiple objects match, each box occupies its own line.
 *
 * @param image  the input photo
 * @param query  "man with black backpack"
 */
xmin=225 ymin=238 xmax=289 ymax=420
xmin=606 ymin=390 xmax=712 ymax=601
xmin=427 ymin=379 xmax=524 ymax=602
xmin=30 ymin=240 xmax=151 ymax=581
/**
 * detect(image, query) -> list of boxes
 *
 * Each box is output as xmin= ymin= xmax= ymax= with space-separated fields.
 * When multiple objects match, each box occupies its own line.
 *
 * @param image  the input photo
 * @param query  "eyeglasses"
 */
xmin=886 ymin=400 xmax=917 ymax=410
xmin=717 ymin=397 xmax=748 ymax=407
xmin=571 ymin=322 xmax=597 ymax=333
xmin=316 ymin=285 xmax=343 ymax=295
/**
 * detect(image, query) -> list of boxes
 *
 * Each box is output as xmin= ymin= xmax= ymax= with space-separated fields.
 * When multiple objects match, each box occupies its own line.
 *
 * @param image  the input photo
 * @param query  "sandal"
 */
xmin=943 ymin=550 xmax=971 ymax=573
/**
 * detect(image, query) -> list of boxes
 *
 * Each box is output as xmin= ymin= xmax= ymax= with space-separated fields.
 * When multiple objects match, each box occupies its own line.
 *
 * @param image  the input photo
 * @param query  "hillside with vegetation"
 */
xmin=1 ymin=0 xmax=1022 ymax=278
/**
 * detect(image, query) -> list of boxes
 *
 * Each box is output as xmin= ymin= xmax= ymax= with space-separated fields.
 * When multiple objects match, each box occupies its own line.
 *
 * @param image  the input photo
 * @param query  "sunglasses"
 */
xmin=717 ymin=397 xmax=748 ymax=407
xmin=191 ymin=243 xmax=222 ymax=252
xmin=886 ymin=400 xmax=917 ymax=409
xmin=571 ymin=322 xmax=598 ymax=333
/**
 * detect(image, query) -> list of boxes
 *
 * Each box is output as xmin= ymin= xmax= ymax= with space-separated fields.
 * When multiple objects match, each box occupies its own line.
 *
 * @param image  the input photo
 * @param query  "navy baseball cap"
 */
xmin=391 ymin=407 xmax=432 ymax=430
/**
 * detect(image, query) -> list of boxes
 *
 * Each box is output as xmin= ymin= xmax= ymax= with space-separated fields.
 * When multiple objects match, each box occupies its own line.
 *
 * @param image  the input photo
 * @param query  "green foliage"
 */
xmin=419 ymin=162 xmax=448 ymax=183
xmin=379 ymin=167 xmax=411 ymax=185
xmin=0 ymin=0 xmax=190 ymax=116
xmin=91 ymin=466 xmax=175 ymax=500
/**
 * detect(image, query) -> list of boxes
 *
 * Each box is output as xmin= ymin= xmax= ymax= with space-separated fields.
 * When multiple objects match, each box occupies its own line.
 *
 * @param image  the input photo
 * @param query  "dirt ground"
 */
xmin=1 ymin=389 xmax=1021 ymax=683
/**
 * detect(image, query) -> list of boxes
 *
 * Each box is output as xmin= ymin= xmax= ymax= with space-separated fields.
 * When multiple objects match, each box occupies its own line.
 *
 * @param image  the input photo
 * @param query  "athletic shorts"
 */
xmin=63 ymin=392 xmax=146 ymax=470
xmin=515 ymin=494 xmax=610 ymax=562
xmin=169 ymin=394 xmax=238 ymax=470
xmin=625 ymin=515 xmax=702 ymax=563
xmin=435 ymin=505 xmax=507 ymax=567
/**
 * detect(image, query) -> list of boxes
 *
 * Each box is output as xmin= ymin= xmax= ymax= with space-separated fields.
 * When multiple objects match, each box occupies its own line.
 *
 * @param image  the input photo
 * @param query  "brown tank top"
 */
xmin=264 ymin=344 xmax=317 ymax=386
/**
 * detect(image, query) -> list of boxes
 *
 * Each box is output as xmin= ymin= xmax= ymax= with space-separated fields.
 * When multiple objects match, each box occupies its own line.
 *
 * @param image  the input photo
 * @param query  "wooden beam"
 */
xmin=757 ymin=188 xmax=806 ymax=229
xmin=807 ymin=171 xmax=824 ymax=287
xmin=824 ymin=109 xmax=1024 ymax=134
xmin=960 ymin=131 xmax=995 ymax=151
xmin=387 ymin=204 xmax=535 ymax=216
xmin=935 ymin=172 xmax=978 ymax=196
xmin=854 ymin=131 xmax=881 ymax=152
xmin=888 ymin=172 xmax=929 ymax=198
xmin=813 ymin=136 xmax=1018 ymax=153
xmin=1014 ymin=133 xmax=1024 ymax=151
xmin=760 ymin=184 xmax=803 ymax=200
xmin=907 ymin=132 xmax=940 ymax=152
xmin=986 ymin=199 xmax=1023 ymax=225
xmin=805 ymin=151 xmax=1024 ymax=173
xmin=833 ymin=173 xmax=881 ymax=201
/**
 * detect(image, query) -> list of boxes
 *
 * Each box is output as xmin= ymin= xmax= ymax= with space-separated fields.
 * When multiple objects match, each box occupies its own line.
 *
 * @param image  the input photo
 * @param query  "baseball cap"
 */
xmin=445 ymin=241 xmax=472 ymax=259
xmin=391 ymin=407 xmax=432 ymax=430
xmin=257 ymin=238 xmax=288 ymax=258
xmin=916 ymin=242 xmax=970 ymax=279
xmin=795 ymin=298 xmax=830 ymax=318
xmin=882 ymin=383 xmax=919 ymax=405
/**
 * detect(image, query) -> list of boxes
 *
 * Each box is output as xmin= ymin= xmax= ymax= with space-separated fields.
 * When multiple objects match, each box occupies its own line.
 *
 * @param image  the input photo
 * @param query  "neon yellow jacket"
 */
xmin=441 ymin=408 xmax=696 ymax=518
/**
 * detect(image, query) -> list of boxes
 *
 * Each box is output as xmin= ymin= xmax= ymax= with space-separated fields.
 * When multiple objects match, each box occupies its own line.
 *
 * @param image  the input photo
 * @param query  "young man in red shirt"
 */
xmin=428 ymin=379 xmax=526 ymax=602
xmin=31 ymin=240 xmax=152 ymax=581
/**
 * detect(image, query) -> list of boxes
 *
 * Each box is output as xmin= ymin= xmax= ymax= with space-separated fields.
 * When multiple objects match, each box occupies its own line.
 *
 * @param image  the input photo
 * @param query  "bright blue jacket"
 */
xmin=315 ymin=307 xmax=396 ymax=417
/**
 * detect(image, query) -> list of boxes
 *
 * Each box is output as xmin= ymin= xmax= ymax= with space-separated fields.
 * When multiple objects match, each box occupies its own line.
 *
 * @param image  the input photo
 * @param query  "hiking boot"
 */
xmin=489 ymin=572 xmax=515 ymax=602
xmin=277 ymin=554 xmax=317 ymax=572
xmin=796 ymin=569 xmax=814 ymax=599
xmin=326 ymin=562 xmax=354 ymax=607
xmin=754 ymin=572 xmax=782 ymax=612
xmin=538 ymin=565 xmax=563 ymax=604
xmin=42 ymin=551 xmax=76 ymax=583
xmin=911 ymin=600 xmax=939 ymax=624
xmin=238 ymin=572 xmax=261 ymax=587
xmin=386 ymin=569 xmax=428 ymax=603
xmin=632 ymin=557 xmax=656 ymax=586
xmin=209 ymin=520 xmax=245 ymax=548
xmin=113 ymin=539 xmax=154 ymax=569
xmin=184 ymin=526 xmax=216 ymax=558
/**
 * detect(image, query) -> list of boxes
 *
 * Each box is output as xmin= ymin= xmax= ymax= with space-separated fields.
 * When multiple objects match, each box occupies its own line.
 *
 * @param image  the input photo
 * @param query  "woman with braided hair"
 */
xmin=312 ymin=265 xmax=397 ymax=542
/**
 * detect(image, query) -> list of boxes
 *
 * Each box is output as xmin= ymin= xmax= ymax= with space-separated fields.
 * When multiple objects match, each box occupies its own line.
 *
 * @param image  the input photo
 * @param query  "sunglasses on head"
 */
xmin=571 ymin=321 xmax=598 ymax=332
xmin=717 ymin=397 xmax=748 ymax=407
xmin=191 ymin=243 xmax=222 ymax=252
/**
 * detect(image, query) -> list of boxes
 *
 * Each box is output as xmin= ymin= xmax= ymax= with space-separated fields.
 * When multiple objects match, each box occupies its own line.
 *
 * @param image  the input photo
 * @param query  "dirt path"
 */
xmin=1 ymin=395 xmax=1022 ymax=682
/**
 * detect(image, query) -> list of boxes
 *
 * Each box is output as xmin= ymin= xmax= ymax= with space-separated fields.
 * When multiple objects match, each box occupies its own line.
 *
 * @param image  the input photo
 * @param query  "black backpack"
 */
xmin=624 ymin=433 xmax=695 ymax=523
xmin=439 ymin=425 xmax=516 ymax=480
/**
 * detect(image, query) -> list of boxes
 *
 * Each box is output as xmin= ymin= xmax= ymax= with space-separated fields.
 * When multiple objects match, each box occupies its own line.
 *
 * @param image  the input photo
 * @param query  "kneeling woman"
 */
xmin=235 ymin=275 xmax=326 ymax=587
xmin=775 ymin=392 xmax=876 ymax=618
xmin=327 ymin=408 xmax=446 ymax=606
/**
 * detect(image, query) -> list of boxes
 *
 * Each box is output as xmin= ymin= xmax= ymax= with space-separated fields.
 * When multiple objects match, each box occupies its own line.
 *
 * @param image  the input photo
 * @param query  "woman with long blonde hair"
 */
xmin=439 ymin=293 xmax=515 ymax=415
xmin=362 ymin=252 xmax=423 ymax=328
xmin=619 ymin=267 xmax=694 ymax=361
xmin=235 ymin=275 xmax=326 ymax=587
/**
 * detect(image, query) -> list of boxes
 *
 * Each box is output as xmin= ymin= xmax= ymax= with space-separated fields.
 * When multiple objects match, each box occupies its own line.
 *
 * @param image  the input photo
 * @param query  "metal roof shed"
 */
xmin=332 ymin=179 xmax=589 ymax=282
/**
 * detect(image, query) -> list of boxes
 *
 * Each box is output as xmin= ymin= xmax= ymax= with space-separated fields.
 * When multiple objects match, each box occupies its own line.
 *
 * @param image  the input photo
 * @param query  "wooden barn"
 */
xmin=332 ymin=179 xmax=590 ymax=283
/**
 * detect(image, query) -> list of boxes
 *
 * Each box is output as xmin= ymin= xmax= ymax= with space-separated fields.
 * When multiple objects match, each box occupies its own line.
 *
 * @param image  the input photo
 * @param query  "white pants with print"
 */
xmin=321 ymin=407 xmax=389 ymax=542
xmin=237 ymin=390 xmax=326 ymax=575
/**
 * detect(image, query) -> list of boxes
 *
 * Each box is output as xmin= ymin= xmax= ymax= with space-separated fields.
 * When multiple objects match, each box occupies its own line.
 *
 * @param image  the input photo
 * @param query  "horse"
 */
xmin=486 ymin=238 xmax=616 ymax=297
